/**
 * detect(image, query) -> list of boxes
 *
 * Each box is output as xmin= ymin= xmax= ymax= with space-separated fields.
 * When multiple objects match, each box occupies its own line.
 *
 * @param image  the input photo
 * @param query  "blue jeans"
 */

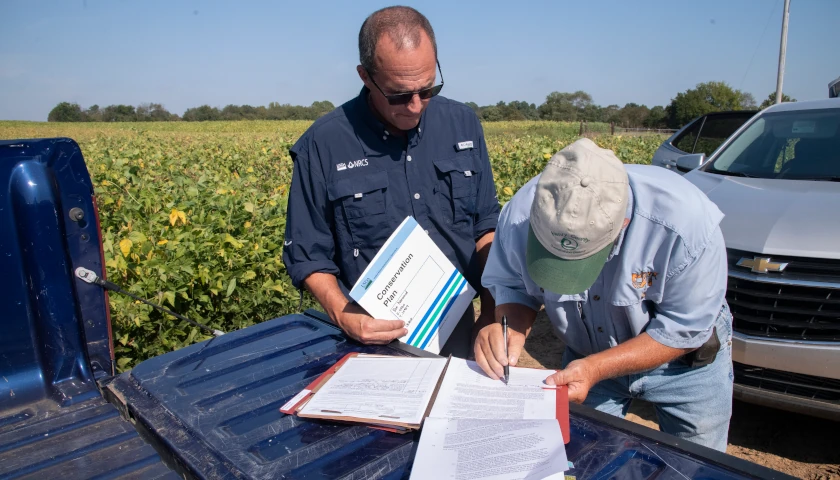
xmin=563 ymin=303 xmax=734 ymax=452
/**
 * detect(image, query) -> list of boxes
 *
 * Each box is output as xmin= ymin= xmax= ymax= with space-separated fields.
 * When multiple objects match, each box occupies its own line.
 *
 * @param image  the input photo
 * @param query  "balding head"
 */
xmin=358 ymin=6 xmax=437 ymax=74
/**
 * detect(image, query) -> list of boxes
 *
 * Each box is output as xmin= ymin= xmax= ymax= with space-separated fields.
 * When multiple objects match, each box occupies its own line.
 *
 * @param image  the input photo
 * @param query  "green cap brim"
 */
xmin=526 ymin=225 xmax=612 ymax=295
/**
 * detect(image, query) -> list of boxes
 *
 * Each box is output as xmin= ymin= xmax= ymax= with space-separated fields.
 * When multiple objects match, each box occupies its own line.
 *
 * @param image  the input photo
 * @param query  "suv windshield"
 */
xmin=705 ymin=108 xmax=840 ymax=180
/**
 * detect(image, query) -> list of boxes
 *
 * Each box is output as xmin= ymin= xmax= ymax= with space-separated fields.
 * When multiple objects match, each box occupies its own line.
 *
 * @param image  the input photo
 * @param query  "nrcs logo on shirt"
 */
xmin=337 ymin=159 xmax=368 ymax=171
xmin=631 ymin=271 xmax=658 ymax=289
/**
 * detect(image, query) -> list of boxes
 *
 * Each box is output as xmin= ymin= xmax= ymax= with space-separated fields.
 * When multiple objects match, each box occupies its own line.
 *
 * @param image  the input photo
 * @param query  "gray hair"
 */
xmin=358 ymin=6 xmax=437 ymax=74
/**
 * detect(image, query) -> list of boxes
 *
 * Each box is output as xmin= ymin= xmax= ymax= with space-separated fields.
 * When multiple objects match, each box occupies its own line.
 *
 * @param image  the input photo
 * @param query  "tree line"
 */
xmin=47 ymin=101 xmax=336 ymax=123
xmin=47 ymin=81 xmax=794 ymax=129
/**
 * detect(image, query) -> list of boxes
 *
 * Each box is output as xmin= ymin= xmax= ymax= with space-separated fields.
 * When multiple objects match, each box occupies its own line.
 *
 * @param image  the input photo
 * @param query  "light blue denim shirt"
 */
xmin=482 ymin=165 xmax=727 ymax=355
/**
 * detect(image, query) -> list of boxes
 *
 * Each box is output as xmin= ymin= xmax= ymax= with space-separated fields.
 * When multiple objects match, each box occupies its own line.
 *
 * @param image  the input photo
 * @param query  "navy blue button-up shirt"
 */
xmin=283 ymin=87 xmax=500 ymax=296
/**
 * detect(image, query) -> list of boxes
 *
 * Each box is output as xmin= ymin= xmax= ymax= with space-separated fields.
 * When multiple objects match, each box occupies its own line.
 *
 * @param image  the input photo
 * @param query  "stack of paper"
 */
xmin=280 ymin=355 xmax=569 ymax=479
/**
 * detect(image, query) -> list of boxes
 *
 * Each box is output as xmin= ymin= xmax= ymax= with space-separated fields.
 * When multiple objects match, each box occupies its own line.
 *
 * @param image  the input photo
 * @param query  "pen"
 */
xmin=502 ymin=315 xmax=509 ymax=384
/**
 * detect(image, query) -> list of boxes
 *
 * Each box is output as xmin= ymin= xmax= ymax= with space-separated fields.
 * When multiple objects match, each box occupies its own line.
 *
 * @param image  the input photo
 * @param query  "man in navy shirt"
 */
xmin=282 ymin=6 xmax=500 ymax=356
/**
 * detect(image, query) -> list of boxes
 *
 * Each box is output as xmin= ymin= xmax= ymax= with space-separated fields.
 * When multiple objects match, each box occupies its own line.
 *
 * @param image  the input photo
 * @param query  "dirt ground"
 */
xmin=497 ymin=310 xmax=840 ymax=479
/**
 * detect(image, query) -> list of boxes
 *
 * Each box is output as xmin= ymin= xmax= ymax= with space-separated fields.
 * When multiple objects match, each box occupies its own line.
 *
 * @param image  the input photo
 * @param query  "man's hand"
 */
xmin=335 ymin=302 xmax=407 ymax=345
xmin=303 ymin=272 xmax=407 ymax=345
xmin=474 ymin=321 xmax=526 ymax=380
xmin=469 ymin=309 xmax=495 ymax=360
xmin=544 ymin=332 xmax=695 ymax=403
xmin=473 ymin=303 xmax=537 ymax=380
xmin=545 ymin=359 xmax=602 ymax=404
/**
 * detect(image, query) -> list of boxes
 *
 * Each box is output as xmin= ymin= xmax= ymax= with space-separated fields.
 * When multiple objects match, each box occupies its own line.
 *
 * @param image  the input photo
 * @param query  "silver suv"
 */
xmin=681 ymin=98 xmax=840 ymax=420
xmin=651 ymin=111 xmax=757 ymax=173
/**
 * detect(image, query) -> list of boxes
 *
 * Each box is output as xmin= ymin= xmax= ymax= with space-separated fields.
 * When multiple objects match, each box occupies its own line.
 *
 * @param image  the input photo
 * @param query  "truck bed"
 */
xmin=105 ymin=310 xmax=792 ymax=480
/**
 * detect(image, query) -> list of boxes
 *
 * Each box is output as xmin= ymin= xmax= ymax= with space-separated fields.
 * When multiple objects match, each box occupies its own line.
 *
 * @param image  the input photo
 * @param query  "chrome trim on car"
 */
xmin=733 ymin=330 xmax=839 ymax=346
xmin=728 ymin=269 xmax=840 ymax=290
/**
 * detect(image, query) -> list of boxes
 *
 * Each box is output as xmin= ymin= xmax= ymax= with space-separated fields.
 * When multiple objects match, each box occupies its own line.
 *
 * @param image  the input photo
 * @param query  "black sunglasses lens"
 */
xmin=419 ymin=84 xmax=443 ymax=100
xmin=387 ymin=85 xmax=443 ymax=105
xmin=387 ymin=93 xmax=415 ymax=106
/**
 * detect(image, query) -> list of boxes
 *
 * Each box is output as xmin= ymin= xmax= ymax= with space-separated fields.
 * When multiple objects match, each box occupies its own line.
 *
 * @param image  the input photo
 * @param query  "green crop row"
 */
xmin=0 ymin=120 xmax=659 ymax=370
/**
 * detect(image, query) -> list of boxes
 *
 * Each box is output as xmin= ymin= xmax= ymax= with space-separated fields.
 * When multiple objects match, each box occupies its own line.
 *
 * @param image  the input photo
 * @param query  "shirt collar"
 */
xmin=353 ymin=86 xmax=427 ymax=142
xmin=607 ymin=183 xmax=635 ymax=262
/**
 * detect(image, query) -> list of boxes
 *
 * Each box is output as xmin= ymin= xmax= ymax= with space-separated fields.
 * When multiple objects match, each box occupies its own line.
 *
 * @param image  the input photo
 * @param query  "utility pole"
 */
xmin=775 ymin=0 xmax=791 ymax=104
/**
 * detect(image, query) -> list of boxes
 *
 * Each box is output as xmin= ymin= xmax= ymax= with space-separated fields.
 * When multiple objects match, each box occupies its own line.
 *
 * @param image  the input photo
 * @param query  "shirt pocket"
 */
xmin=433 ymin=152 xmax=481 ymax=226
xmin=327 ymin=171 xmax=390 ymax=248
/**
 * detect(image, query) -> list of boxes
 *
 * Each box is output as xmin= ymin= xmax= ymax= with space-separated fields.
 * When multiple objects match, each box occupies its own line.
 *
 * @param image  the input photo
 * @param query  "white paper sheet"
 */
xmin=297 ymin=356 xmax=447 ymax=425
xmin=428 ymin=358 xmax=557 ymax=420
xmin=409 ymin=418 xmax=568 ymax=480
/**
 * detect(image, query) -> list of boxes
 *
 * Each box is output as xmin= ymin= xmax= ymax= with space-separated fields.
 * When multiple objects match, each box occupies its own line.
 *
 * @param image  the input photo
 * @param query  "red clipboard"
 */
xmin=554 ymin=384 xmax=570 ymax=444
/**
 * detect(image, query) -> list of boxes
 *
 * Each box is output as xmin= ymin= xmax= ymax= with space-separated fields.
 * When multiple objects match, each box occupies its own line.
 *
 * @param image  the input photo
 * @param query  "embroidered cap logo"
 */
xmin=560 ymin=237 xmax=579 ymax=251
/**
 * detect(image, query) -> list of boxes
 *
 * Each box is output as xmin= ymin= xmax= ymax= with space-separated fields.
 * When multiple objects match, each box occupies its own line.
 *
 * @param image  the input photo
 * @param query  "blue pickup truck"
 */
xmin=0 ymin=138 xmax=793 ymax=479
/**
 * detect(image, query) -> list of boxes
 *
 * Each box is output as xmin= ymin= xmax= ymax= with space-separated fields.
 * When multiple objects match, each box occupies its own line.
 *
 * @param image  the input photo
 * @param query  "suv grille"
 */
xmin=733 ymin=362 xmax=840 ymax=403
xmin=727 ymin=277 xmax=840 ymax=340
xmin=727 ymin=250 xmax=840 ymax=341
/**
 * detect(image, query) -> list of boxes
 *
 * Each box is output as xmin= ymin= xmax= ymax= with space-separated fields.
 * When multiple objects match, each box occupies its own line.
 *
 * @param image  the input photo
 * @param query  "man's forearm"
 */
xmin=584 ymin=333 xmax=693 ymax=382
xmin=302 ymin=272 xmax=349 ymax=324
xmin=475 ymin=231 xmax=496 ymax=327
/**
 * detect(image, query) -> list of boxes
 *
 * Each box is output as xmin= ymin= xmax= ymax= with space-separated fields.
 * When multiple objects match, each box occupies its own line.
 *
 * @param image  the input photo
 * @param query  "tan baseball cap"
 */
xmin=527 ymin=138 xmax=629 ymax=294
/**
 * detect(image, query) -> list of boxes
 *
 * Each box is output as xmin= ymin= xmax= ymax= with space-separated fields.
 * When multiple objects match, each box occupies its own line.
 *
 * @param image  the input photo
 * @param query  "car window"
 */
xmin=693 ymin=115 xmax=753 ymax=156
xmin=706 ymin=108 xmax=840 ymax=180
xmin=672 ymin=118 xmax=702 ymax=153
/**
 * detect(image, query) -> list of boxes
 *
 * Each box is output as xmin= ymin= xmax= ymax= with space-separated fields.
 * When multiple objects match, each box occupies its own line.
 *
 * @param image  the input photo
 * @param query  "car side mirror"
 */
xmin=676 ymin=153 xmax=705 ymax=173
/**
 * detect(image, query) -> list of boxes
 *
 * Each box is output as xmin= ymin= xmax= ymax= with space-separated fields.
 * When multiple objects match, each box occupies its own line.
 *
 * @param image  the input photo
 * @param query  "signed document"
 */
xmin=429 ymin=358 xmax=558 ymax=420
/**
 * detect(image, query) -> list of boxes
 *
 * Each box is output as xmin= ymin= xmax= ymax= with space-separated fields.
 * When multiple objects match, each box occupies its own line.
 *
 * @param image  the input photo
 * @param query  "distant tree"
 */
xmin=666 ymin=81 xmax=752 ymax=128
xmin=101 ymin=104 xmax=137 ymax=122
xmin=183 ymin=105 xmax=222 ymax=121
xmin=539 ymin=91 xmax=591 ymax=121
xmin=579 ymin=104 xmax=604 ymax=123
xmin=759 ymin=92 xmax=796 ymax=110
xmin=465 ymin=101 xmax=480 ymax=114
xmin=644 ymin=106 xmax=668 ymax=128
xmin=310 ymin=100 xmax=335 ymax=117
xmin=85 ymin=104 xmax=102 ymax=122
xmin=146 ymin=103 xmax=174 ymax=121
xmin=480 ymin=105 xmax=503 ymax=121
xmin=507 ymin=101 xmax=539 ymax=120
xmin=740 ymin=92 xmax=757 ymax=109
xmin=48 ymin=102 xmax=84 ymax=122
xmin=618 ymin=103 xmax=650 ymax=127
xmin=601 ymin=104 xmax=622 ymax=125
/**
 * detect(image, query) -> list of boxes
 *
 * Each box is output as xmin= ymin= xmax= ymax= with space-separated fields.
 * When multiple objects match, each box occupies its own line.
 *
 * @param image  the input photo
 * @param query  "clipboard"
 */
xmin=279 ymin=353 xmax=451 ymax=432
xmin=279 ymin=353 xmax=571 ymax=443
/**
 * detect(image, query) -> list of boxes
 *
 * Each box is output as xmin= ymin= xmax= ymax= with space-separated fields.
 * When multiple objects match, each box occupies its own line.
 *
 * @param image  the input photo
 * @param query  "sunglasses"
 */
xmin=366 ymin=60 xmax=444 ymax=106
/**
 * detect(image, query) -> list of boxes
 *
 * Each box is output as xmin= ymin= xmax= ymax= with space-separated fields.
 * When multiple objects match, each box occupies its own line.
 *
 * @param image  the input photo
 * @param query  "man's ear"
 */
xmin=356 ymin=65 xmax=370 ymax=85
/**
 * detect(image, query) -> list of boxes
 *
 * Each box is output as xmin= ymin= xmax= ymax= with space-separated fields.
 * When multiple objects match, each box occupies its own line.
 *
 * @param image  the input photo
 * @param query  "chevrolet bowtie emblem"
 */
xmin=736 ymin=256 xmax=788 ymax=274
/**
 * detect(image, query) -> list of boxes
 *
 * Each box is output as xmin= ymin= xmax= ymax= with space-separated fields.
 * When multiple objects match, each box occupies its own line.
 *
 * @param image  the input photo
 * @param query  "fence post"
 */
xmin=610 ymin=122 xmax=615 ymax=135
xmin=579 ymin=120 xmax=584 ymax=136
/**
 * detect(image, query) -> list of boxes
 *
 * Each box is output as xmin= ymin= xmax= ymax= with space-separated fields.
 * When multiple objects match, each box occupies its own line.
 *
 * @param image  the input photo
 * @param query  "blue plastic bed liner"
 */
xmin=106 ymin=310 xmax=793 ymax=480
xmin=0 ymin=394 xmax=177 ymax=480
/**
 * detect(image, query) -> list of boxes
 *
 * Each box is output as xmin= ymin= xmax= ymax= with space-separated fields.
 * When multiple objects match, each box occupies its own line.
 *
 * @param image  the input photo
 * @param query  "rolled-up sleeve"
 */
xmin=646 ymin=228 xmax=728 ymax=349
xmin=481 ymin=205 xmax=542 ymax=312
xmin=473 ymin=118 xmax=500 ymax=240
xmin=282 ymin=139 xmax=340 ymax=289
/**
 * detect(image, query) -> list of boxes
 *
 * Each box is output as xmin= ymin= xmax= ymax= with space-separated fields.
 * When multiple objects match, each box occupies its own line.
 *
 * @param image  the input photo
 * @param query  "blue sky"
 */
xmin=0 ymin=0 xmax=836 ymax=121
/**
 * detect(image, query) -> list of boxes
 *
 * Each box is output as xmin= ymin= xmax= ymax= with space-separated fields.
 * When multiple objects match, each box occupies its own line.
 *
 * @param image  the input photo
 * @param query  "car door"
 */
xmin=654 ymin=112 xmax=757 ymax=173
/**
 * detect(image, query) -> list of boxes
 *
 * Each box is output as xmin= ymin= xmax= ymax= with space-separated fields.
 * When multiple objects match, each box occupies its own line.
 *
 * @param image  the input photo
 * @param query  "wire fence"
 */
xmin=577 ymin=121 xmax=677 ymax=136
